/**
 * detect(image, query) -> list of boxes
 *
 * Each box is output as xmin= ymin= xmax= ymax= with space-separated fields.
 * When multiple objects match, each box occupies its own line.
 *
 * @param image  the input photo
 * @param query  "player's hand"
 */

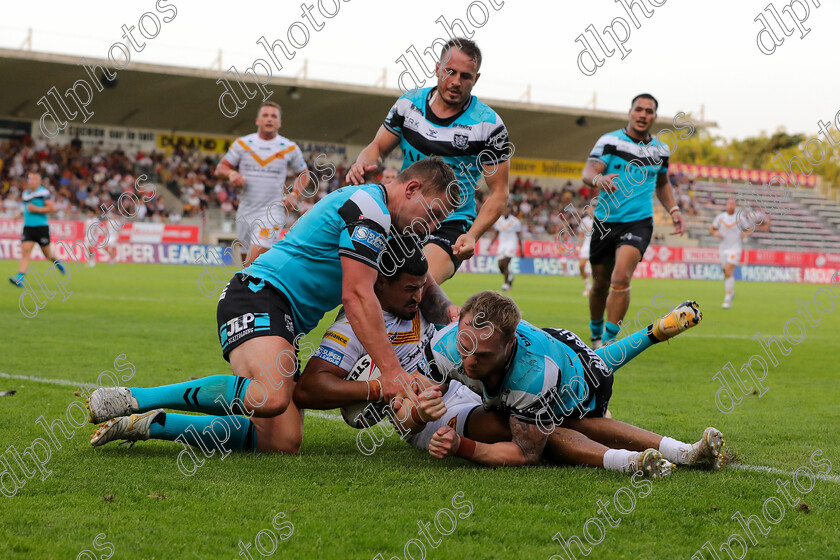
xmin=415 ymin=385 xmax=446 ymax=423
xmin=594 ymin=173 xmax=620 ymax=193
xmin=346 ymin=162 xmax=378 ymax=185
xmin=379 ymin=368 xmax=412 ymax=402
xmin=228 ymin=171 xmax=246 ymax=188
xmin=452 ymin=233 xmax=476 ymax=260
xmin=670 ymin=210 xmax=686 ymax=235
xmin=445 ymin=304 xmax=460 ymax=324
xmin=429 ymin=425 xmax=459 ymax=459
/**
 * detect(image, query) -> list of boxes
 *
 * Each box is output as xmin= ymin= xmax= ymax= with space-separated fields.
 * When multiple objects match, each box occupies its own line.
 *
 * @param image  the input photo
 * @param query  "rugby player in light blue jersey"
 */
xmin=417 ymin=291 xmax=724 ymax=477
xmin=346 ymin=38 xmax=512 ymax=284
xmin=581 ymin=94 xmax=685 ymax=348
xmin=87 ymin=158 xmax=460 ymax=455
xmin=9 ymin=172 xmax=67 ymax=287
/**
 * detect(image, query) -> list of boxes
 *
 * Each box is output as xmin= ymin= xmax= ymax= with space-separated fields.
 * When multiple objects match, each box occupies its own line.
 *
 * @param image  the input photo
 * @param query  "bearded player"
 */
xmin=346 ymin=38 xmax=512 ymax=284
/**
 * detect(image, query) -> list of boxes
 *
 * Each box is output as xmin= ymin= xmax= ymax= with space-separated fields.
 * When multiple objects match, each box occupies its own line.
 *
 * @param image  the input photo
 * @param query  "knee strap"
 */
xmin=610 ymin=284 xmax=631 ymax=293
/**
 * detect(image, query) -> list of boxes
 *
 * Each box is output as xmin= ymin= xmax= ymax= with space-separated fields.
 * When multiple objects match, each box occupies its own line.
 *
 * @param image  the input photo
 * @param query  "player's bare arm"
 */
xmin=455 ymin=160 xmax=510 ymax=260
xmin=582 ymin=158 xmax=619 ymax=193
xmin=215 ymin=159 xmax=245 ymax=188
xmin=429 ymin=416 xmax=549 ymax=467
xmin=294 ymin=357 xmax=373 ymax=409
xmin=341 ymin=257 xmax=411 ymax=401
xmin=655 ymin=173 xmax=685 ymax=235
xmin=419 ymin=274 xmax=459 ymax=324
xmin=346 ymin=126 xmax=400 ymax=185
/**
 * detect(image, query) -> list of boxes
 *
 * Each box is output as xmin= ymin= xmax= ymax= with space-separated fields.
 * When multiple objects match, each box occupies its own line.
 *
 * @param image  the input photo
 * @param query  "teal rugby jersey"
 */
xmin=588 ymin=129 xmax=670 ymax=223
xmin=424 ymin=321 xmax=609 ymax=427
xmin=383 ymin=86 xmax=510 ymax=224
xmin=242 ymin=184 xmax=390 ymax=334
xmin=22 ymin=186 xmax=51 ymax=227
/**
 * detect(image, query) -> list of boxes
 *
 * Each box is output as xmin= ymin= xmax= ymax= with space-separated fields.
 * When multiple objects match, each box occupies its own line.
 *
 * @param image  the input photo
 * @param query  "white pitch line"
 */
xmin=306 ymin=411 xmax=343 ymax=421
xmin=6 ymin=373 xmax=839 ymax=482
xmin=0 ymin=372 xmax=96 ymax=389
xmin=732 ymin=464 xmax=840 ymax=484
xmin=0 ymin=372 xmax=347 ymax=420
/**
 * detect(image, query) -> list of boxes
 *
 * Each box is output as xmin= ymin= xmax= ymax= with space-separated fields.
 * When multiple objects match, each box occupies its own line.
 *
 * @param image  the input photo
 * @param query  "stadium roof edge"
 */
xmin=1 ymin=48 xmax=717 ymax=160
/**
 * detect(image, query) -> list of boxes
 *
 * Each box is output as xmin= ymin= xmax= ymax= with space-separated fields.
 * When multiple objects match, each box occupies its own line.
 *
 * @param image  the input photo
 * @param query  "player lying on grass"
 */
xmin=86 ymin=158 xmax=460 ymax=454
xmin=417 ymin=291 xmax=724 ymax=477
xmin=296 ymin=258 xmax=722 ymax=477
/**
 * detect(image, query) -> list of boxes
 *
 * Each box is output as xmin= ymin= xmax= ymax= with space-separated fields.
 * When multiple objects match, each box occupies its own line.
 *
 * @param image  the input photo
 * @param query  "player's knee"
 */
xmin=610 ymin=270 xmax=632 ymax=287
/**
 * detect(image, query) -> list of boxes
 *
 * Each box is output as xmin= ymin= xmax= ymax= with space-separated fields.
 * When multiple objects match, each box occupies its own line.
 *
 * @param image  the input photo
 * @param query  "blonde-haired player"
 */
xmin=711 ymin=198 xmax=750 ymax=309
xmin=215 ymin=101 xmax=310 ymax=266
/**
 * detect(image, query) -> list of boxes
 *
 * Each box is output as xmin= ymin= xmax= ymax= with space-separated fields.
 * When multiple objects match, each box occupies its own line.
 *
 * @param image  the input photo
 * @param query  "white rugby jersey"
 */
xmin=579 ymin=215 xmax=594 ymax=239
xmin=494 ymin=215 xmax=521 ymax=245
xmin=223 ymin=132 xmax=307 ymax=218
xmin=312 ymin=308 xmax=437 ymax=373
xmin=712 ymin=211 xmax=747 ymax=252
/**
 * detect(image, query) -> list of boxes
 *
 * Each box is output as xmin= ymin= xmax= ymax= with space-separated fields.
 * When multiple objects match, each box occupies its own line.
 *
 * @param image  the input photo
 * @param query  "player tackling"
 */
xmin=86 ymin=159 xmax=459 ymax=455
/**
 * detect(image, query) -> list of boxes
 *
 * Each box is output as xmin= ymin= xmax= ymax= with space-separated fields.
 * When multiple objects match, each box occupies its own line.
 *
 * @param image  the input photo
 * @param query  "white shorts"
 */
xmin=720 ymin=249 xmax=741 ymax=266
xmin=406 ymin=380 xmax=482 ymax=452
xmin=106 ymin=228 xmax=120 ymax=248
xmin=237 ymin=213 xmax=281 ymax=250
xmin=497 ymin=241 xmax=517 ymax=259
xmin=579 ymin=238 xmax=591 ymax=260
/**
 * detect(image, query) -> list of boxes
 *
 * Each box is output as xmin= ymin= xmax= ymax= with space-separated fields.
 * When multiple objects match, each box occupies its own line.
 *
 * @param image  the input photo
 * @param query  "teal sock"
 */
xmin=596 ymin=326 xmax=659 ymax=372
xmin=149 ymin=411 xmax=257 ymax=453
xmin=603 ymin=321 xmax=621 ymax=343
xmin=589 ymin=319 xmax=604 ymax=339
xmin=132 ymin=375 xmax=251 ymax=415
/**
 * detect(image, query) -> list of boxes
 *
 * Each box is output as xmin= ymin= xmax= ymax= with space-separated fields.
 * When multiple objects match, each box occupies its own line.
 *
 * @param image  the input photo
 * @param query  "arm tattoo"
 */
xmin=510 ymin=417 xmax=549 ymax=464
xmin=420 ymin=279 xmax=454 ymax=324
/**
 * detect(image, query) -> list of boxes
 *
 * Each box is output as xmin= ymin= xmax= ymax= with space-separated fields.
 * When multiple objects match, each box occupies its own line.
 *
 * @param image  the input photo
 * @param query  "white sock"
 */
xmin=659 ymin=436 xmax=692 ymax=464
xmin=724 ymin=276 xmax=735 ymax=295
xmin=603 ymin=449 xmax=637 ymax=472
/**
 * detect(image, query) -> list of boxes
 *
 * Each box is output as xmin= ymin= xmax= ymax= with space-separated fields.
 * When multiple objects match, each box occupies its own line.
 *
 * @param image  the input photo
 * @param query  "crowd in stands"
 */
xmin=2 ymin=137 xmax=702 ymax=243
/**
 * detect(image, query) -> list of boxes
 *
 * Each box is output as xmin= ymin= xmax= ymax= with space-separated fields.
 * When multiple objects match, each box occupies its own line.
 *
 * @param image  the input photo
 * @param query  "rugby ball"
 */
xmin=340 ymin=354 xmax=387 ymax=429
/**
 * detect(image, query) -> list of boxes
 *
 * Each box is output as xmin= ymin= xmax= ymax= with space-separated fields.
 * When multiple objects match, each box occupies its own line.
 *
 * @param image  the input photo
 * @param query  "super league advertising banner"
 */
xmin=2 ymin=218 xmax=838 ymax=282
xmin=463 ymin=241 xmax=840 ymax=284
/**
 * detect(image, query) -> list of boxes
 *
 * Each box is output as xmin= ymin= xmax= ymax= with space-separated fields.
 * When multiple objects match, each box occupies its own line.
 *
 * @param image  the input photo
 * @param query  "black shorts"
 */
xmin=588 ymin=217 xmax=653 ymax=266
xmin=21 ymin=226 xmax=51 ymax=247
xmin=216 ymin=274 xmax=300 ymax=379
xmin=542 ymin=328 xmax=613 ymax=419
xmin=425 ymin=219 xmax=470 ymax=270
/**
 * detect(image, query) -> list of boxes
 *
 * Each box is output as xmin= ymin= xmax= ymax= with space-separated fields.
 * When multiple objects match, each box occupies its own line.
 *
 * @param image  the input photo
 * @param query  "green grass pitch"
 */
xmin=2 ymin=261 xmax=839 ymax=559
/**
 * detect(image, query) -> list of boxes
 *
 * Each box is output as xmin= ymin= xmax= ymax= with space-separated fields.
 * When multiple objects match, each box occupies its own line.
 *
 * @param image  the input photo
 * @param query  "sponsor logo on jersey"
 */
xmin=314 ymin=346 xmax=344 ymax=366
xmin=488 ymin=127 xmax=508 ymax=149
xmin=447 ymin=415 xmax=458 ymax=430
xmin=284 ymin=314 xmax=294 ymax=333
xmin=226 ymin=313 xmax=255 ymax=336
xmin=452 ymin=134 xmax=469 ymax=150
xmin=324 ymin=330 xmax=349 ymax=347
xmin=352 ymin=226 xmax=386 ymax=252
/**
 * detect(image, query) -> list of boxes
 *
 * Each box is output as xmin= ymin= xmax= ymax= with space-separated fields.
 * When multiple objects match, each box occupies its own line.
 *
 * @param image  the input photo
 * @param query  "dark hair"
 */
xmin=440 ymin=38 xmax=482 ymax=70
xmin=631 ymin=93 xmax=658 ymax=111
xmin=378 ymin=235 xmax=428 ymax=279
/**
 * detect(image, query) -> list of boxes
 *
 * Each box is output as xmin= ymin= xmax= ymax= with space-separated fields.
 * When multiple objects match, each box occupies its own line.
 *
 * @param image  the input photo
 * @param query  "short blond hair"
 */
xmin=257 ymin=101 xmax=281 ymax=118
xmin=461 ymin=290 xmax=521 ymax=342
